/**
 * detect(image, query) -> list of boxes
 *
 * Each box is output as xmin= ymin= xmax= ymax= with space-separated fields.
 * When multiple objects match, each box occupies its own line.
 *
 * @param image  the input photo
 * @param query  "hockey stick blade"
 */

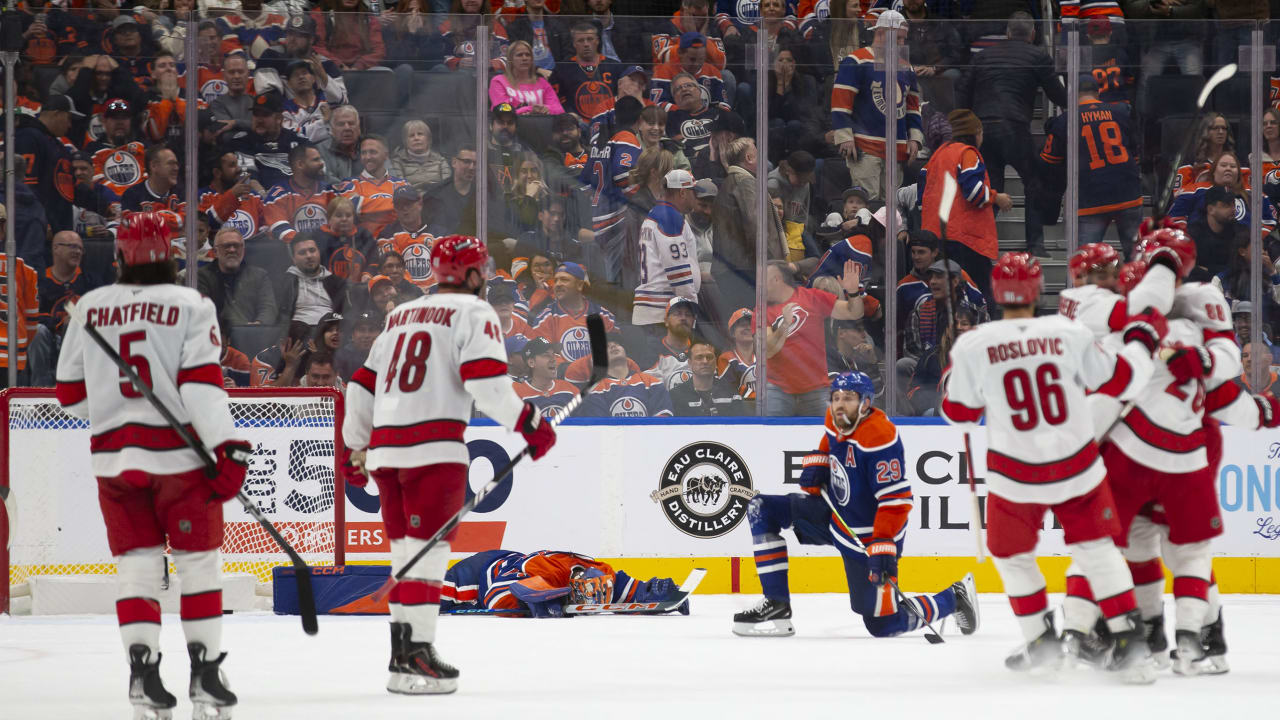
xmin=1157 ymin=63 xmax=1238 ymax=219
xmin=374 ymin=316 xmax=613 ymax=603
xmin=65 ymin=301 xmax=319 ymax=635
xmin=1197 ymin=63 xmax=1238 ymax=109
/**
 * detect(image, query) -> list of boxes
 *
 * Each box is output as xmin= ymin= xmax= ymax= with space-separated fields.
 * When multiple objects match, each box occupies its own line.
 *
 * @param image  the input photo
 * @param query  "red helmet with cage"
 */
xmin=1068 ymin=242 xmax=1120 ymax=281
xmin=1135 ymin=218 xmax=1196 ymax=278
xmin=115 ymin=211 xmax=173 ymax=266
xmin=991 ymin=252 xmax=1043 ymax=305
xmin=430 ymin=235 xmax=489 ymax=286
xmin=1116 ymin=259 xmax=1149 ymax=296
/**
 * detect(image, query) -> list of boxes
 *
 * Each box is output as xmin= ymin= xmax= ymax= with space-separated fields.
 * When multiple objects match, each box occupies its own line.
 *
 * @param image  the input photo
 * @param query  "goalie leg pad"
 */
xmin=174 ymin=548 xmax=223 ymax=658
xmin=116 ymin=546 xmax=165 ymax=656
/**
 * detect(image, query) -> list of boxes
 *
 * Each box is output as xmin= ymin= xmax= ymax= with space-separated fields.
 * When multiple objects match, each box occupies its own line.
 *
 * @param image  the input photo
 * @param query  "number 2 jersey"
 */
xmin=343 ymin=292 xmax=526 ymax=471
xmin=941 ymin=315 xmax=1154 ymax=505
xmin=1039 ymin=98 xmax=1141 ymax=216
xmin=54 ymin=283 xmax=240 ymax=479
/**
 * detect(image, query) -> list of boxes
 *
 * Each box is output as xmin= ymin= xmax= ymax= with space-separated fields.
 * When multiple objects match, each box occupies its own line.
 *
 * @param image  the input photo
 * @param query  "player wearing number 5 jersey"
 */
xmin=340 ymin=235 xmax=557 ymax=696
xmin=1039 ymin=76 xmax=1142 ymax=254
xmin=633 ymin=169 xmax=702 ymax=327
xmin=942 ymin=253 xmax=1164 ymax=682
xmin=55 ymin=212 xmax=250 ymax=720
xmin=733 ymin=372 xmax=980 ymax=639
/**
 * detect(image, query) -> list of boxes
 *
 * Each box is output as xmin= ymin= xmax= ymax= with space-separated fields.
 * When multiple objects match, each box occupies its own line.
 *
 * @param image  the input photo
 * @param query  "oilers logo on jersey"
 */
xmin=294 ymin=203 xmax=327 ymax=232
xmin=560 ymin=326 xmax=592 ymax=362
xmin=870 ymin=80 xmax=908 ymax=120
xmin=200 ymin=78 xmax=229 ymax=103
xmin=829 ymin=456 xmax=851 ymax=505
xmin=650 ymin=441 xmax=755 ymax=538
xmin=105 ymin=152 xmax=142 ymax=187
xmin=403 ymin=244 xmax=434 ymax=285
xmin=610 ymin=396 xmax=648 ymax=417
xmin=735 ymin=0 xmax=760 ymax=23
xmin=679 ymin=117 xmax=712 ymax=144
xmin=224 ymin=209 xmax=258 ymax=238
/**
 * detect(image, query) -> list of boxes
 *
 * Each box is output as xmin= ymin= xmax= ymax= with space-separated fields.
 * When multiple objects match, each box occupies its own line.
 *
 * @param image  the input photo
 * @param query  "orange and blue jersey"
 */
xmin=204 ymin=188 xmax=267 ymax=241
xmin=216 ymin=12 xmax=287 ymax=59
xmin=650 ymin=14 xmax=727 ymax=69
xmin=531 ymin=299 xmax=617 ymax=363
xmin=895 ymin=269 xmax=984 ymax=325
xmin=441 ymin=550 xmax=631 ymax=612
xmin=1039 ymin=98 xmax=1141 ymax=216
xmin=830 ymin=47 xmax=923 ymax=163
xmin=262 ymin=179 xmax=335 ymax=243
xmin=334 ymin=172 xmax=408 ymax=238
xmin=581 ymin=372 xmax=675 ymax=417
xmin=512 ymin=378 xmax=580 ymax=419
xmin=809 ymin=233 xmax=873 ymax=288
xmin=1059 ymin=0 xmax=1124 ymax=23
xmin=810 ymin=407 xmax=911 ymax=553
xmin=1169 ymin=180 xmax=1277 ymax=233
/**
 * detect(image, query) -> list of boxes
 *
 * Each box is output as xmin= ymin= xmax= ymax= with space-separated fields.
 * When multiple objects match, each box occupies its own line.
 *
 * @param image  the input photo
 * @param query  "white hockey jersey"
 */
xmin=1057 ymin=284 xmax=1127 ymax=342
xmin=632 ymin=202 xmax=701 ymax=326
xmin=55 ymin=284 xmax=240 ymax=478
xmin=343 ymin=292 xmax=526 ymax=471
xmin=941 ymin=315 xmax=1154 ymax=505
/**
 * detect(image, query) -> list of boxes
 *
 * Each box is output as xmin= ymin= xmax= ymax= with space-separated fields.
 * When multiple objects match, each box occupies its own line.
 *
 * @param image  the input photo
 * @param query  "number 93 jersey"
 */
xmin=343 ymin=293 xmax=522 ymax=472
xmin=941 ymin=315 xmax=1154 ymax=505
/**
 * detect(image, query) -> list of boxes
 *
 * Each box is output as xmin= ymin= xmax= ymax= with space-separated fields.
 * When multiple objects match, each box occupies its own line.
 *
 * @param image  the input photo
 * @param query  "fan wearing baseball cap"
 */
xmin=529 ymin=262 xmax=619 ymax=364
xmin=633 ymin=169 xmax=702 ymax=328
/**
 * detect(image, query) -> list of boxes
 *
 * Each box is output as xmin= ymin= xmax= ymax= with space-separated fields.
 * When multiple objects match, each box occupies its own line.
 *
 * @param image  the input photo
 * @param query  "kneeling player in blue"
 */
xmin=733 ymin=372 xmax=980 ymax=638
xmin=441 ymin=549 xmax=690 ymax=617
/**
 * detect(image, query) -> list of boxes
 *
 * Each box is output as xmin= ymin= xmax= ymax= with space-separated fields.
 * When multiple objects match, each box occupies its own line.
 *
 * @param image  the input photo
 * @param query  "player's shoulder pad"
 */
xmin=648 ymin=202 xmax=686 ymax=236
xmin=1175 ymin=281 xmax=1232 ymax=330
xmin=852 ymin=408 xmax=899 ymax=452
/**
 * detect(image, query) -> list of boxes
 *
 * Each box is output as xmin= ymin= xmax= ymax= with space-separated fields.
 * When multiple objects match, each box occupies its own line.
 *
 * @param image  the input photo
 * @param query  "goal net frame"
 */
xmin=1 ymin=386 xmax=348 ymax=613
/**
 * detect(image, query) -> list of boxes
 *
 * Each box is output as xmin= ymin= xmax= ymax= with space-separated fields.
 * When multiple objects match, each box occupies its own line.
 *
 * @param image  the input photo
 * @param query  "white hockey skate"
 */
xmin=950 ymin=572 xmax=981 ymax=635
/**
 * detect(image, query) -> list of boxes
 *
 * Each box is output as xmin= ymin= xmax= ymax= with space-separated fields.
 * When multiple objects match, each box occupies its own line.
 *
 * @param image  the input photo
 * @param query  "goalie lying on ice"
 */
xmin=441 ymin=550 xmax=690 ymax=617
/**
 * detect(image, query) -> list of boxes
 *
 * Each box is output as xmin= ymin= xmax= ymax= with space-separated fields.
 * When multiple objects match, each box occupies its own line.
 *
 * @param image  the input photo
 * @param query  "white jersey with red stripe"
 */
xmin=343 ymin=291 xmax=526 ymax=471
xmin=941 ymin=315 xmax=1153 ymax=505
xmin=1057 ymin=284 xmax=1127 ymax=342
xmin=54 ymin=283 xmax=239 ymax=478
xmin=1171 ymin=281 xmax=1263 ymax=429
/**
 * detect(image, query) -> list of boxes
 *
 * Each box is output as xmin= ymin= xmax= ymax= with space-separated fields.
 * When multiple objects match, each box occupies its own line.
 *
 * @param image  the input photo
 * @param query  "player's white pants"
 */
xmin=1164 ymin=539 xmax=1213 ymax=634
xmin=399 ymin=537 xmax=450 ymax=643
xmin=991 ymin=551 xmax=1050 ymax=642
xmin=175 ymin=549 xmax=223 ymax=657
xmin=1069 ymin=538 xmax=1137 ymax=633
xmin=116 ymin=546 xmax=165 ymax=656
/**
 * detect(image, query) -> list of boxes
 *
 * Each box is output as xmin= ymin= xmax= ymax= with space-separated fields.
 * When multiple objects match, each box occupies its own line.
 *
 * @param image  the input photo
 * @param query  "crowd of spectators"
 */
xmin=3 ymin=0 xmax=1280 ymax=417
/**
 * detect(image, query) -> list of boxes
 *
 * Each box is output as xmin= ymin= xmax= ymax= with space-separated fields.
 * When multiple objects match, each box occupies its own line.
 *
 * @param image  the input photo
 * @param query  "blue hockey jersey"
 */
xmin=582 ymin=372 xmax=676 ymax=417
xmin=441 ymin=550 xmax=638 ymax=612
xmin=802 ymin=407 xmax=912 ymax=554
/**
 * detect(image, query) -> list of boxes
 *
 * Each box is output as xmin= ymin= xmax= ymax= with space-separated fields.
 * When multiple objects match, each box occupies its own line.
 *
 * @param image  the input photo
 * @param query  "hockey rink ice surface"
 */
xmin=4 ymin=593 xmax=1279 ymax=719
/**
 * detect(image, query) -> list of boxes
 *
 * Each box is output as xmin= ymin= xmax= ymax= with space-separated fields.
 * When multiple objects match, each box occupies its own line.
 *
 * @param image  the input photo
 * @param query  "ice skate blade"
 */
xmin=386 ymin=672 xmax=411 ymax=694
xmin=191 ymin=700 xmax=234 ymax=719
xmin=133 ymin=707 xmax=173 ymax=720
xmin=1116 ymin=658 xmax=1158 ymax=685
xmin=732 ymin=619 xmax=795 ymax=637
xmin=1196 ymin=655 xmax=1229 ymax=675
xmin=399 ymin=676 xmax=459 ymax=695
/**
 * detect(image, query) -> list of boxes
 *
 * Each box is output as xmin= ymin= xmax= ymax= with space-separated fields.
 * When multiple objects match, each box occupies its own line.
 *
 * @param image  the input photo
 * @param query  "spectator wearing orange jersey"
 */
xmin=376 ymin=186 xmax=438 ymax=290
xmin=650 ymin=33 xmax=728 ymax=112
xmin=334 ymin=134 xmax=407 ymax=237
xmin=652 ymin=0 xmax=728 ymax=70
xmin=317 ymin=196 xmax=376 ymax=283
xmin=0 ymin=225 xmax=40 ymax=386
xmin=263 ymin=144 xmax=335 ymax=243
xmin=531 ymin=262 xmax=618 ymax=364
xmin=203 ymin=151 xmax=268 ymax=241
xmin=143 ymin=51 xmax=206 ymax=145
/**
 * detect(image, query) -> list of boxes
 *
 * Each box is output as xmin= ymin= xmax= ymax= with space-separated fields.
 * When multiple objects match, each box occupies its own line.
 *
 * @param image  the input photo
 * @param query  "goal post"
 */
xmin=1 ymin=387 xmax=347 ymax=614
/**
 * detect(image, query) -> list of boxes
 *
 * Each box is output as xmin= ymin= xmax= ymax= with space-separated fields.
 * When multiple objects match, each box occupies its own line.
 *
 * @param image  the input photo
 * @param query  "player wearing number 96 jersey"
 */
xmin=942 ymin=252 xmax=1163 ymax=681
xmin=55 ymin=211 xmax=250 ymax=719
xmin=340 ymin=235 xmax=557 ymax=696
xmin=632 ymin=169 xmax=702 ymax=327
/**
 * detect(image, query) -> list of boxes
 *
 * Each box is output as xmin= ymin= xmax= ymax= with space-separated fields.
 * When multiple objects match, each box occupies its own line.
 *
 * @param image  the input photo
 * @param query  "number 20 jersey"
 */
xmin=344 ymin=293 xmax=519 ymax=471
xmin=942 ymin=315 xmax=1153 ymax=505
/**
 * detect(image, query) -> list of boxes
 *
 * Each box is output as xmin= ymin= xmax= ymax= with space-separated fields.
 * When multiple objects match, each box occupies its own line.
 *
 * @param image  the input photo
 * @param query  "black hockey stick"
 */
xmin=1154 ymin=63 xmax=1238 ymax=221
xmin=372 ymin=313 xmax=611 ymax=603
xmin=66 ymin=302 xmax=319 ymax=636
xmin=443 ymin=568 xmax=708 ymax=616
xmin=818 ymin=490 xmax=945 ymax=644
xmin=931 ymin=172 xmax=985 ymax=563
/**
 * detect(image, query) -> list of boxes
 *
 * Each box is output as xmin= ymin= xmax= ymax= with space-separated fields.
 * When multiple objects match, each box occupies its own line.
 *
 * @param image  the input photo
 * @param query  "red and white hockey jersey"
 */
xmin=1057 ymin=284 xmax=1127 ymax=341
xmin=941 ymin=315 xmax=1153 ymax=505
xmin=54 ymin=284 xmax=240 ymax=478
xmin=343 ymin=293 xmax=526 ymax=471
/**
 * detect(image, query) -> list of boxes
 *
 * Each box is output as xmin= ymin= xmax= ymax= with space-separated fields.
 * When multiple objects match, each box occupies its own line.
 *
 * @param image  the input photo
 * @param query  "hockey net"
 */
xmin=1 ymin=387 xmax=345 ymax=612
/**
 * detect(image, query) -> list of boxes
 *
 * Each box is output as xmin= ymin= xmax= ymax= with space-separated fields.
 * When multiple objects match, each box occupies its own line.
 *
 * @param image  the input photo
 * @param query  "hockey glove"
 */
xmin=1165 ymin=344 xmax=1212 ymax=384
xmin=517 ymin=402 xmax=557 ymax=460
xmin=1122 ymin=308 xmax=1169 ymax=354
xmin=866 ymin=538 xmax=898 ymax=585
xmin=1144 ymin=245 xmax=1184 ymax=274
xmin=1256 ymin=393 xmax=1280 ymax=428
xmin=208 ymin=440 xmax=253 ymax=502
xmin=340 ymin=447 xmax=369 ymax=488
xmin=798 ymin=452 xmax=830 ymax=496
xmin=568 ymin=567 xmax=614 ymax=604
xmin=511 ymin=577 xmax=569 ymax=617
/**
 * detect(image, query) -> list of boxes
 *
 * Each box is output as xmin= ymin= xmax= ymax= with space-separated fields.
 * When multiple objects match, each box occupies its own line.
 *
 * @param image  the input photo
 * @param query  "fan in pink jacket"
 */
xmin=489 ymin=40 xmax=565 ymax=115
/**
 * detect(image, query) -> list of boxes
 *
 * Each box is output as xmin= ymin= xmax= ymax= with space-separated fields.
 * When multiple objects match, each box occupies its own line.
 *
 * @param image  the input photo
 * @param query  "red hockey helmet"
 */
xmin=1068 ymin=242 xmax=1120 ymax=281
xmin=1135 ymin=218 xmax=1196 ymax=278
xmin=991 ymin=252 xmax=1043 ymax=305
xmin=1116 ymin=259 xmax=1149 ymax=296
xmin=115 ymin=211 xmax=173 ymax=266
xmin=430 ymin=235 xmax=489 ymax=286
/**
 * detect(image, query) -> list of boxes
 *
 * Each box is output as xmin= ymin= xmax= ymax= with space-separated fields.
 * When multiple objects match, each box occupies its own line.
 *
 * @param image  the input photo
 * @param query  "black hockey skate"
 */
xmin=1197 ymin=612 xmax=1230 ymax=675
xmin=1062 ymin=629 xmax=1112 ymax=668
xmin=188 ymin=643 xmax=237 ymax=719
xmin=1143 ymin=615 xmax=1170 ymax=670
xmin=950 ymin=572 xmax=980 ymax=635
xmin=1171 ymin=629 xmax=1206 ymax=676
xmin=386 ymin=622 xmax=411 ymax=694
xmin=400 ymin=640 xmax=460 ymax=695
xmin=128 ymin=645 xmax=177 ymax=720
xmin=1005 ymin=614 xmax=1063 ymax=673
xmin=1106 ymin=611 xmax=1158 ymax=685
xmin=732 ymin=597 xmax=795 ymax=637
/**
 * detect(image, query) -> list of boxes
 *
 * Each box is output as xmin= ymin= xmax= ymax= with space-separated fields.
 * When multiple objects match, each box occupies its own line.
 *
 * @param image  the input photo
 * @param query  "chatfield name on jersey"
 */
xmin=651 ymin=441 xmax=756 ymax=538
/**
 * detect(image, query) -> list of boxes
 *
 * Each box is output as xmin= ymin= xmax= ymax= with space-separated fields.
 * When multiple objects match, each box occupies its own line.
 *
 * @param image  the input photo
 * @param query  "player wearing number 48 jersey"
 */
xmin=733 ymin=372 xmax=980 ymax=639
xmin=942 ymin=252 xmax=1165 ymax=682
xmin=54 ymin=212 xmax=250 ymax=720
xmin=340 ymin=235 xmax=557 ymax=696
